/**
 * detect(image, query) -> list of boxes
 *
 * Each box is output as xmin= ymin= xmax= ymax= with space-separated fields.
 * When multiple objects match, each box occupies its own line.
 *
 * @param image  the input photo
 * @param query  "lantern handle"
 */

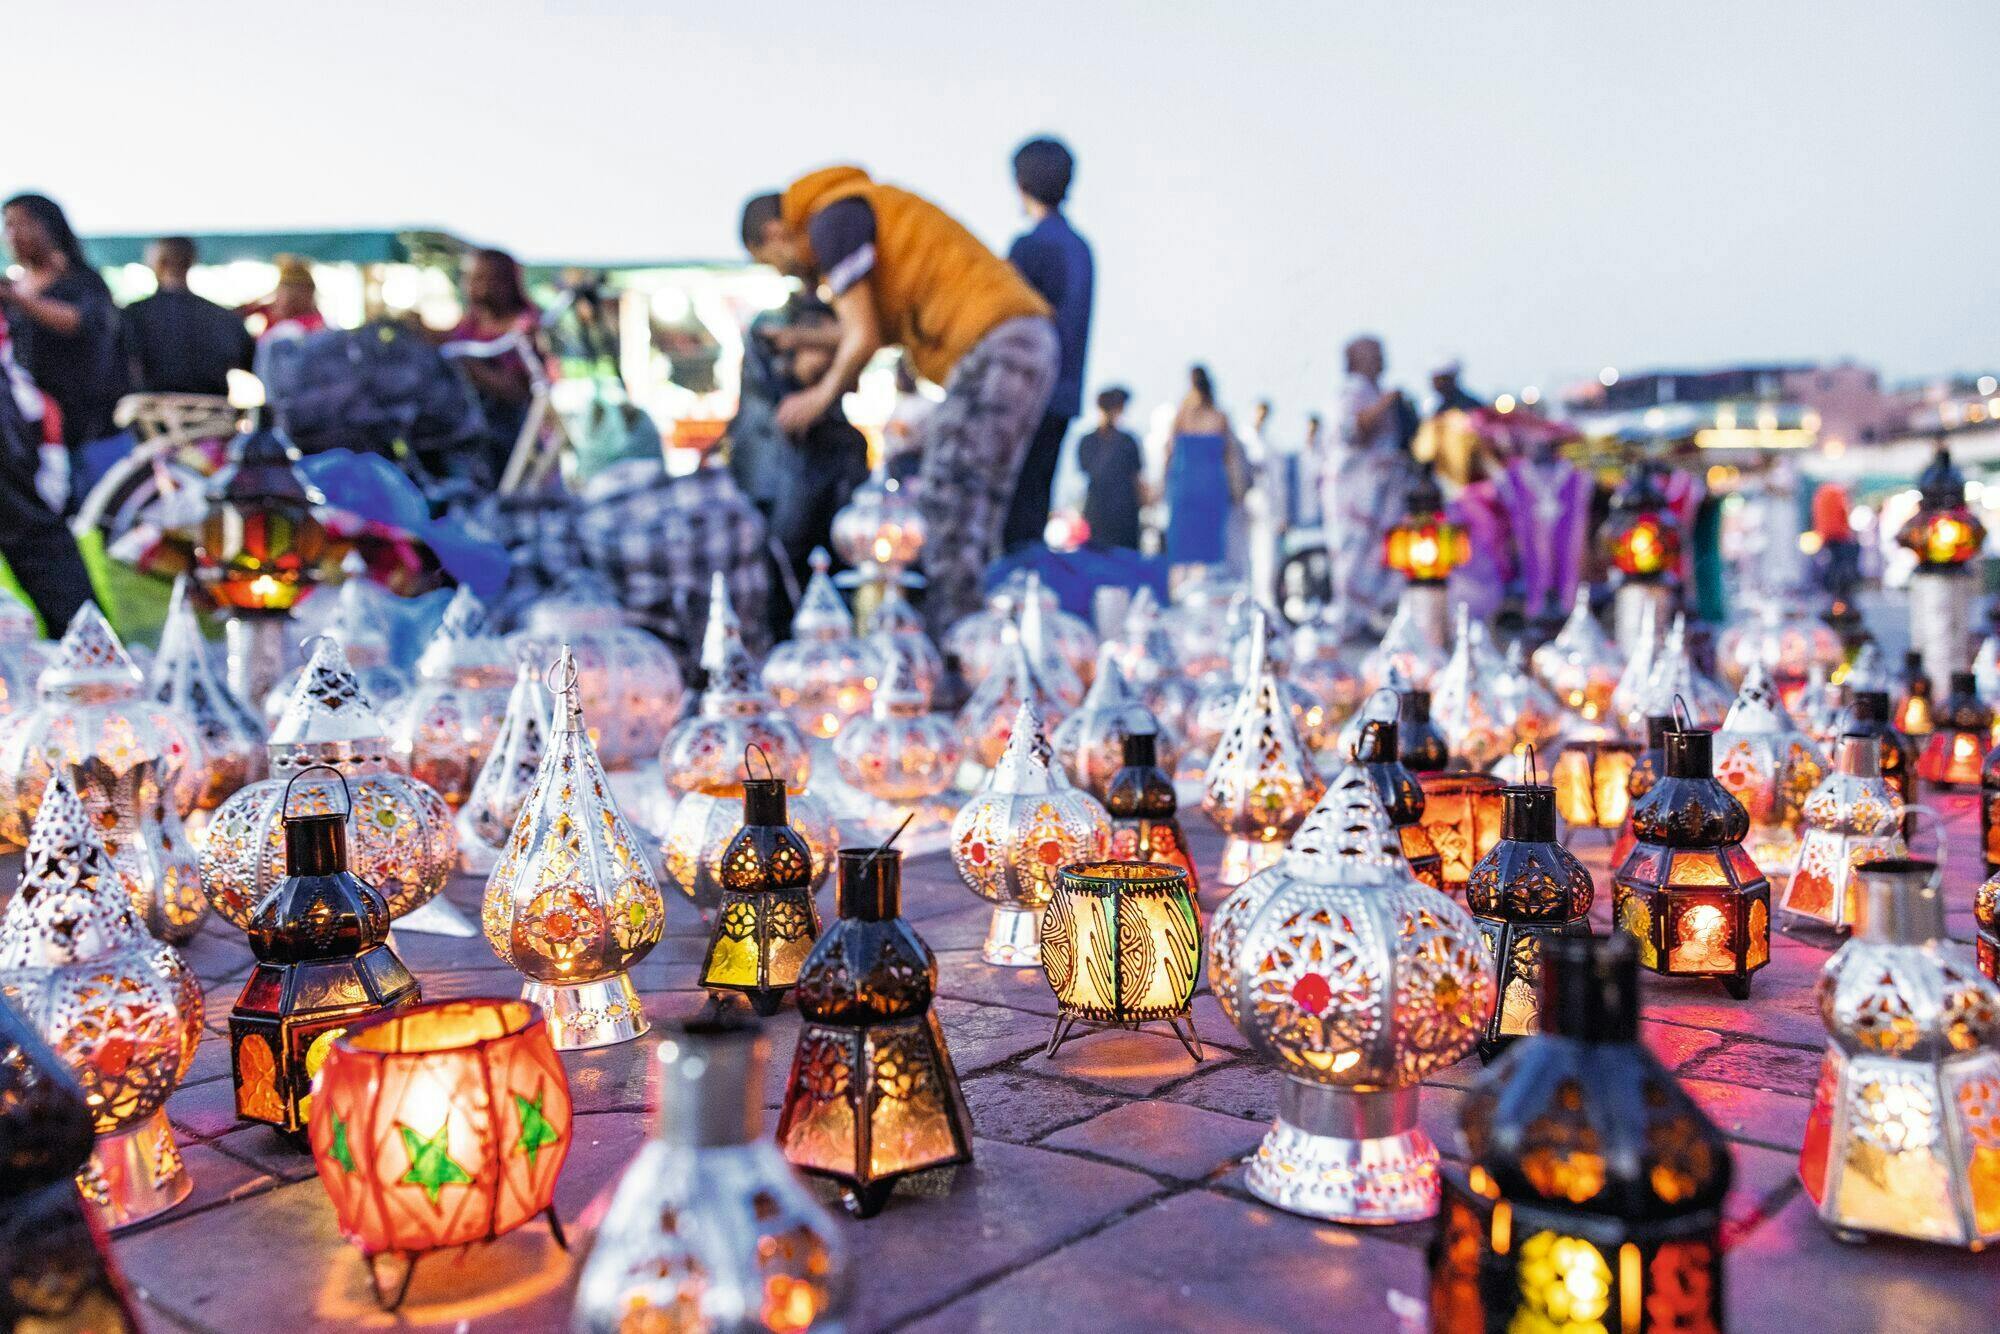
xmin=744 ymin=742 xmax=776 ymax=783
xmin=1670 ymin=694 xmax=1693 ymax=732
xmin=1363 ymin=686 xmax=1400 ymax=722
xmin=1895 ymin=804 xmax=1948 ymax=875
xmin=282 ymin=762 xmax=353 ymax=823
xmin=1523 ymin=744 xmax=1539 ymax=789
xmin=545 ymin=644 xmax=581 ymax=700
xmin=856 ymin=812 xmax=915 ymax=883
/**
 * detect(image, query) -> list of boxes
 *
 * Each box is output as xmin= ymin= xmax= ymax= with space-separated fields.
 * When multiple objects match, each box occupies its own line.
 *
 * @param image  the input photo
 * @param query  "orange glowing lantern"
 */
xmin=1897 ymin=445 xmax=1986 ymax=568
xmin=1383 ymin=473 xmax=1469 ymax=584
xmin=1916 ymin=671 xmax=1991 ymax=790
xmin=308 ymin=998 xmax=573 ymax=1309
xmin=1602 ymin=464 xmax=1681 ymax=580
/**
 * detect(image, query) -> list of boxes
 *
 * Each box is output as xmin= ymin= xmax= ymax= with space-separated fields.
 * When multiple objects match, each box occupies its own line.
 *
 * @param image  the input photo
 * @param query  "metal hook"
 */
xmin=1670 ymin=693 xmax=1694 ymax=732
xmin=544 ymin=644 xmax=581 ymax=700
xmin=1896 ymin=804 xmax=1950 ymax=876
xmin=1523 ymin=744 xmax=1540 ymax=789
xmin=282 ymin=762 xmax=353 ymax=822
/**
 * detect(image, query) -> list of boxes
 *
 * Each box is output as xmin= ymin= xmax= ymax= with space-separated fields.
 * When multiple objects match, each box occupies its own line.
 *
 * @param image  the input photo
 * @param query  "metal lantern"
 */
xmin=1016 ymin=571 xmax=1086 ymax=709
xmin=1781 ymin=735 xmax=1907 ymax=931
xmin=482 ymin=648 xmax=666 ymax=1050
xmin=952 ymin=702 xmax=1111 ymax=965
xmin=957 ymin=629 xmax=1061 ymax=771
xmin=577 ymin=1019 xmax=851 ymax=1330
xmin=202 ymin=637 xmax=461 ymax=934
xmin=1640 ymin=612 xmax=1733 ymax=727
xmin=149 ymin=574 xmax=266 ymax=814
xmin=1612 ymin=722 xmax=1771 ymax=999
xmin=386 ymin=587 xmax=515 ymax=809
xmin=698 ymin=766 xmax=821 ymax=1016
xmin=760 ymin=549 xmax=873 ymax=741
xmin=229 ymin=765 xmax=422 ymax=1141
xmin=778 ymin=847 xmax=974 ymax=1218
xmin=263 ymin=577 xmax=414 ymax=726
xmin=0 ymin=603 xmax=207 ymax=943
xmin=1975 ymin=872 xmax=1998 ymax=981
xmin=1799 ymin=857 xmax=2000 ymax=1249
xmin=1353 ymin=710 xmax=1445 ymax=891
xmin=947 ymin=571 xmax=1098 ymax=690
xmin=509 ymin=573 xmax=686 ymax=768
xmin=833 ymin=656 xmax=963 ymax=802
xmin=0 ymin=774 xmax=204 ymax=1228
xmin=1052 ymin=650 xmax=1174 ymax=797
xmin=860 ymin=579 xmax=944 ymax=708
xmin=457 ymin=660 xmax=550 ymax=874
xmin=1202 ymin=612 xmax=1325 ymax=886
xmin=1549 ymin=697 xmax=1640 ymax=838
xmin=0 ymin=993 xmax=143 ymax=1331
xmin=1106 ymin=585 xmax=1200 ymax=740
xmin=1208 ymin=763 xmax=1494 ymax=1224
xmin=1155 ymin=574 xmax=1240 ymax=682
xmin=1433 ymin=935 xmax=1733 ymax=1334
xmin=1717 ymin=594 xmax=1844 ymax=700
xmin=0 ymin=584 xmax=48 ymax=724
xmin=661 ymin=572 xmax=811 ymax=796
xmin=1897 ymin=443 xmax=1985 ymax=686
xmin=663 ymin=784 xmax=839 ymax=918
xmin=1610 ymin=714 xmax=1673 ymax=870
xmin=1432 ymin=606 xmax=1515 ymax=770
xmin=1917 ymin=670 xmax=1992 ymax=789
xmin=1795 ymin=662 xmax=1846 ymax=751
xmin=831 ymin=463 xmax=926 ymax=574
xmin=1847 ymin=689 xmax=1917 ymax=832
xmin=1186 ymin=628 xmax=1325 ymax=767
xmin=1530 ymin=586 xmax=1623 ymax=719
xmin=1467 ymin=776 xmax=1594 ymax=1060
xmin=1712 ymin=659 xmax=1828 ymax=877
xmin=1603 ymin=461 xmax=1681 ymax=656
xmin=1414 ymin=766 xmax=1507 ymax=898
xmin=307 ymin=998 xmax=573 ymax=1310
xmin=1104 ymin=730 xmax=1200 ymax=892
xmin=1894 ymin=650 xmax=1935 ymax=738
xmin=1288 ymin=603 xmax=1365 ymax=741
xmin=1610 ymin=597 xmax=1660 ymax=736
xmin=1360 ymin=588 xmax=1450 ymax=693
xmin=1042 ymin=860 xmax=1204 ymax=1060
xmin=1383 ymin=469 xmax=1470 ymax=650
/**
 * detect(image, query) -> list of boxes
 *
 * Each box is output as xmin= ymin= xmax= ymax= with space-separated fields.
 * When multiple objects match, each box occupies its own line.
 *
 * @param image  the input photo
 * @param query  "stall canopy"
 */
xmin=82 ymin=228 xmax=468 ymax=268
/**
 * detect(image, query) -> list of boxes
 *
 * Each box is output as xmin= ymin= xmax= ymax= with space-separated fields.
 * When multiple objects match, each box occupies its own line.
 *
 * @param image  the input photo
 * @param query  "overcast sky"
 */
xmin=11 ymin=1 xmax=1993 ymax=431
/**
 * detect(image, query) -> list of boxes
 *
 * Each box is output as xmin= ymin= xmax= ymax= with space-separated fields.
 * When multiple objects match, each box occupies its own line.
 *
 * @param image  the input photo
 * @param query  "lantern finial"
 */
xmin=39 ymin=601 xmax=142 ymax=698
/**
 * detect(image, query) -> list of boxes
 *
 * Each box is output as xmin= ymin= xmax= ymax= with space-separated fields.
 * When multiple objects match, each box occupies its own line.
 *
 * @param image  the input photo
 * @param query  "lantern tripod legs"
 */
xmin=1044 ymin=1012 xmax=1205 ymax=1062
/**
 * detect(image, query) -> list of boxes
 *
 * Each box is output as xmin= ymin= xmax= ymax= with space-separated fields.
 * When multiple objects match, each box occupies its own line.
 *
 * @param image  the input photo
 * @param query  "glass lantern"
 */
xmin=1712 ymin=660 xmax=1828 ymax=876
xmin=1040 ymin=860 xmax=1204 ymax=1060
xmin=1104 ymin=730 xmax=1199 ymax=892
xmin=697 ymin=772 xmax=821 ymax=1017
xmin=508 ymin=573 xmax=686 ymax=767
xmin=1893 ymin=651 xmax=1935 ymax=738
xmin=1917 ymin=670 xmax=1992 ymax=789
xmin=946 ymin=570 xmax=1098 ymax=690
xmin=1780 ymin=735 xmax=1906 ymax=931
xmin=832 ymin=656 xmax=963 ymax=803
xmin=385 ymin=588 xmax=515 ymax=809
xmin=660 ymin=572 xmax=811 ymax=796
xmin=1200 ymin=611 xmax=1325 ymax=885
xmin=1052 ymin=649 xmax=1175 ymax=796
xmin=1104 ymin=584 xmax=1200 ymax=740
xmin=1530 ymin=586 xmax=1623 ymax=719
xmin=1976 ymin=872 xmax=1998 ymax=982
xmin=1466 ymin=777 xmax=1593 ymax=1060
xmin=148 ymin=574 xmax=265 ymax=818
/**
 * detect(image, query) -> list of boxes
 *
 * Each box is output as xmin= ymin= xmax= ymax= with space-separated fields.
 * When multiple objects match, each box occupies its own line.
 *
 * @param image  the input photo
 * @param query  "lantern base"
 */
xmin=394 ymin=895 xmax=479 ymax=938
xmin=1045 ymin=1011 xmax=1204 ymax=1062
xmin=523 ymin=974 xmax=649 ymax=1050
xmin=1400 ymin=581 xmax=1451 ymax=653
xmin=79 ymin=1108 xmax=192 ymax=1230
xmin=1219 ymin=836 xmax=1286 ymax=888
xmin=1911 ymin=567 xmax=1974 ymax=689
xmin=982 ymin=905 xmax=1044 ymax=967
xmin=1246 ymin=1081 xmax=1438 ymax=1224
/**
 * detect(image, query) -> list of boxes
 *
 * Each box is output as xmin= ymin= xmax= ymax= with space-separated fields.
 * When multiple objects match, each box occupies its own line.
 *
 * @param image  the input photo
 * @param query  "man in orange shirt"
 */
xmin=1812 ymin=480 xmax=1859 ymax=598
xmin=741 ymin=166 xmax=1058 ymax=634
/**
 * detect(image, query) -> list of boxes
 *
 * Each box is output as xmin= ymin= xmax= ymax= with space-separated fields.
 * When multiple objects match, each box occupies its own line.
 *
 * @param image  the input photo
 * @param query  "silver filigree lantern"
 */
xmin=508 ymin=573 xmax=686 ymax=769
xmin=1610 ymin=596 xmax=1661 ymax=736
xmin=1051 ymin=649 xmax=1176 ymax=797
xmin=761 ymin=549 xmax=873 ymax=741
xmin=860 ymin=578 xmax=944 ymax=709
xmin=1431 ymin=606 xmax=1517 ymax=770
xmin=946 ymin=571 xmax=1098 ymax=689
xmin=386 ymin=587 xmax=515 ymax=809
xmin=455 ymin=659 xmax=550 ymax=874
xmin=1779 ymin=734 xmax=1905 ymax=930
xmin=1202 ymin=611 xmax=1326 ymax=886
xmin=148 ymin=575 xmax=265 ymax=816
xmin=834 ymin=656 xmax=963 ymax=803
xmin=661 ymin=572 xmax=811 ymax=796
xmin=482 ymin=647 xmax=665 ymax=1049
xmin=1187 ymin=617 xmax=1326 ymax=767
xmin=1640 ymin=612 xmax=1732 ymax=728
xmin=1713 ymin=659 xmax=1828 ymax=877
xmin=263 ymin=576 xmax=414 ymax=726
xmin=1208 ymin=763 xmax=1494 ymax=1225
xmin=1288 ymin=602 xmax=1365 ymax=744
xmin=1015 ymin=572 xmax=1085 ymax=709
xmin=1106 ymin=585 xmax=1200 ymax=739
xmin=957 ymin=627 xmax=1062 ymax=771
xmin=1530 ymin=586 xmax=1623 ymax=720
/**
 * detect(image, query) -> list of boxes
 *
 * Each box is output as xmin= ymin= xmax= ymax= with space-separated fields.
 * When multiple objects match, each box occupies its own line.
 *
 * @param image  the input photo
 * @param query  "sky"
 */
xmin=10 ymin=1 xmax=1995 ymax=433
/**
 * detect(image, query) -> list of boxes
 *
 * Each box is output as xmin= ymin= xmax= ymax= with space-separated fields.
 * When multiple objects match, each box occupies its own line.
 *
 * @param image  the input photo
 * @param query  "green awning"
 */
xmin=80 ymin=228 xmax=468 ymax=269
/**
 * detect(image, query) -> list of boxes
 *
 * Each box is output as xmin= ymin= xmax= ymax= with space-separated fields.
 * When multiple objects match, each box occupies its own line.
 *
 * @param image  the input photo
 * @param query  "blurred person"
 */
xmin=751 ymin=297 xmax=870 ymax=602
xmin=1297 ymin=411 xmax=1324 ymax=526
xmin=1077 ymin=385 xmax=1142 ymax=551
xmin=740 ymin=165 xmax=1057 ymax=634
xmin=1001 ymin=136 xmax=1094 ymax=552
xmin=1415 ymin=359 xmax=1485 ymax=493
xmin=1164 ymin=365 xmax=1246 ymax=574
xmin=1813 ymin=479 xmax=1860 ymax=599
xmin=241 ymin=255 xmax=325 ymax=343
xmin=1429 ymin=360 xmax=1482 ymax=414
xmin=0 ymin=304 xmax=93 ymax=628
xmin=123 ymin=235 xmax=255 ymax=396
xmin=1326 ymin=334 xmax=1418 ymax=634
xmin=881 ymin=353 xmax=932 ymax=483
xmin=443 ymin=247 xmax=543 ymax=480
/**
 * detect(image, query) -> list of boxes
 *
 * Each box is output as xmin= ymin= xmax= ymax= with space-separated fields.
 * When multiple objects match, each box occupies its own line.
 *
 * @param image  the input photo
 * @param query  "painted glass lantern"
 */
xmin=386 ymin=587 xmax=516 ymax=808
xmin=1041 ymin=861 xmax=1204 ymax=1060
xmin=1897 ymin=443 xmax=1986 ymax=567
xmin=456 ymin=660 xmax=550 ymax=874
xmin=1531 ymin=586 xmax=1624 ymax=719
xmin=1612 ymin=722 xmax=1771 ymax=999
xmin=833 ymin=656 xmax=963 ymax=802
xmin=1781 ymin=735 xmax=1907 ymax=931
xmin=1104 ymin=730 xmax=1199 ymax=892
xmin=0 ymin=993 xmax=142 ymax=1331
xmin=1432 ymin=606 xmax=1517 ymax=770
xmin=1466 ymin=777 xmax=1594 ymax=1060
xmin=1432 ymin=935 xmax=1733 ymax=1334
xmin=958 ymin=629 xmax=1063 ymax=770
xmin=1384 ymin=470 xmax=1470 ymax=584
xmin=307 ymin=998 xmax=573 ymax=1309
xmin=1917 ymin=670 xmax=1992 ymax=789
xmin=664 ymin=784 xmax=839 ymax=918
xmin=946 ymin=570 xmax=1099 ymax=690
xmin=1845 ymin=688 xmax=1916 ymax=832
xmin=1712 ymin=660 xmax=1828 ymax=876
xmin=777 ymin=847 xmax=974 ymax=1217
xmin=761 ymin=550 xmax=872 ymax=741
xmin=860 ymin=579 xmax=944 ymax=708
xmin=148 ymin=574 xmax=266 ymax=814
xmin=660 ymin=572 xmax=811 ymax=795
xmin=1799 ymin=857 xmax=2000 ymax=1249
xmin=951 ymin=702 xmax=1111 ymax=965
xmin=1353 ymin=711 xmax=1444 ymax=891
xmin=831 ymin=465 xmax=926 ymax=573
xmin=1202 ymin=612 xmax=1326 ymax=885
xmin=1208 ymin=764 xmax=1494 ymax=1223
xmin=0 ymin=774 xmax=204 ymax=1228
xmin=1604 ymin=461 xmax=1682 ymax=580
xmin=1052 ymin=650 xmax=1174 ymax=797
xmin=508 ymin=572 xmax=686 ymax=767
xmin=698 ymin=768 xmax=821 ymax=1017
xmin=576 ymin=1019 xmax=851 ymax=1330
xmin=482 ymin=648 xmax=665 ymax=1049
xmin=229 ymin=765 xmax=422 ymax=1141
xmin=262 ymin=576 xmax=414 ymax=726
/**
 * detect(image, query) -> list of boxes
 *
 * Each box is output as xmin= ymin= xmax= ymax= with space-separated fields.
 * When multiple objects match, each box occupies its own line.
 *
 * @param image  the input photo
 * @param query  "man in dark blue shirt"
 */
xmin=1001 ymin=136 xmax=1093 ymax=552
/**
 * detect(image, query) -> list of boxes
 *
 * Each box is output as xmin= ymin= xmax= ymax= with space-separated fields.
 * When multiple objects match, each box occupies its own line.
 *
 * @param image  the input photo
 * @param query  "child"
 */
xmin=1077 ymin=386 xmax=1143 ymax=550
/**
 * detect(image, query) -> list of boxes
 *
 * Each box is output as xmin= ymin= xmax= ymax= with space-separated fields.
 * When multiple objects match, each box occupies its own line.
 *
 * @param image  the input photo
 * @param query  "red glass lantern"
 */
xmin=1896 ymin=444 xmax=1986 ymax=567
xmin=1383 ymin=473 xmax=1470 ymax=584
xmin=308 ymin=998 xmax=573 ymax=1309
xmin=1602 ymin=463 xmax=1682 ymax=580
xmin=197 ymin=422 xmax=334 ymax=615
xmin=1916 ymin=671 xmax=1991 ymax=789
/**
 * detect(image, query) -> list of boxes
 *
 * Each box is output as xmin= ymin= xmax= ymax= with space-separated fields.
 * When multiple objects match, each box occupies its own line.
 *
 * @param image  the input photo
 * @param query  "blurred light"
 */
xmin=1643 ymin=407 xmax=1666 ymax=430
xmin=1979 ymin=376 xmax=1997 ymax=396
xmin=1599 ymin=367 xmax=1619 ymax=387
xmin=1971 ymin=404 xmax=1990 ymax=424
xmin=1825 ymin=437 xmax=1846 ymax=458
xmin=1717 ymin=406 xmax=1738 ymax=429
xmin=1521 ymin=386 xmax=1541 ymax=406
xmin=1799 ymin=531 xmax=1824 ymax=556
xmin=1495 ymin=394 xmax=1517 ymax=413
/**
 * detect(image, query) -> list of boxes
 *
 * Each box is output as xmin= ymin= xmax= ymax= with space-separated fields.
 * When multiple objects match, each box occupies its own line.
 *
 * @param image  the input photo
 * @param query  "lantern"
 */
xmin=1917 ymin=670 xmax=1992 ymax=789
xmin=660 ymin=572 xmax=811 ymax=796
xmin=1640 ymin=613 xmax=1732 ymax=727
xmin=860 ymin=579 xmax=944 ymax=708
xmin=761 ymin=549 xmax=873 ymax=741
xmin=1898 ymin=443 xmax=1986 ymax=686
xmin=833 ymin=656 xmax=963 ymax=803
xmin=202 ymin=637 xmax=462 ymax=937
xmin=1610 ymin=597 xmax=1660 ymax=736
xmin=958 ymin=629 xmax=1062 ymax=770
xmin=1603 ymin=461 xmax=1681 ymax=656
xmin=946 ymin=571 xmax=1099 ymax=690
xmin=1288 ymin=604 xmax=1365 ymax=742
xmin=1154 ymin=574 xmax=1239 ymax=682
xmin=0 ymin=584 xmax=47 ymax=724
xmin=1418 ymin=770 xmax=1506 ymax=896
xmin=576 ymin=1018 xmax=851 ymax=1330
xmin=1713 ymin=660 xmax=1828 ymax=876
xmin=777 ymin=846 xmax=974 ymax=1217
xmin=483 ymin=648 xmax=665 ymax=1049
xmin=195 ymin=419 xmax=336 ymax=704
xmin=457 ymin=660 xmax=550 ymax=874
xmin=1799 ymin=857 xmax=2000 ymax=1249
xmin=1549 ymin=702 xmax=1639 ymax=839
xmin=1105 ymin=585 xmax=1200 ymax=740
xmin=1353 ymin=709 xmax=1444 ymax=890
xmin=0 ymin=994 xmax=142 ymax=1331
xmin=1717 ymin=595 xmax=1844 ymax=700
xmin=831 ymin=462 xmax=926 ymax=575
xmin=148 ymin=574 xmax=266 ymax=815
xmin=951 ymin=702 xmax=1111 ymax=965
xmin=1041 ymin=860 xmax=1204 ymax=1060
xmin=262 ymin=577 xmax=414 ymax=726
xmin=1052 ymin=650 xmax=1174 ymax=796
xmin=698 ymin=764 xmax=821 ymax=1017
xmin=1432 ymin=935 xmax=1733 ymax=1334
xmin=1612 ymin=722 xmax=1771 ymax=998
xmin=1781 ymin=736 xmax=1907 ymax=931
xmin=1201 ymin=612 xmax=1325 ymax=885
xmin=385 ymin=587 xmax=515 ymax=808
xmin=1360 ymin=587 xmax=1450 ymax=693
xmin=0 ymin=774 xmax=204 ymax=1228
xmin=1530 ymin=586 xmax=1623 ymax=718
xmin=663 ymin=785 xmax=839 ymax=918
xmin=1894 ymin=651 xmax=1935 ymax=738
xmin=1431 ymin=606 xmax=1518 ymax=769
xmin=1498 ymin=639 xmax=1567 ymax=755
xmin=0 ymin=602 xmax=207 ymax=942
xmin=1208 ymin=763 xmax=1493 ymax=1223
xmin=1467 ymin=774 xmax=1593 ymax=1060
xmin=1015 ymin=571 xmax=1086 ymax=708
xmin=508 ymin=572 xmax=686 ymax=767
xmin=1104 ymin=730 xmax=1199 ymax=892
xmin=307 ymin=998 xmax=573 ymax=1309
xmin=1384 ymin=469 xmax=1470 ymax=582
xmin=1186 ymin=630 xmax=1325 ymax=767
xmin=1794 ymin=663 xmax=1847 ymax=751
xmin=1976 ymin=873 xmax=1998 ymax=981
xmin=1847 ymin=688 xmax=1917 ymax=834
xmin=1610 ymin=714 xmax=1672 ymax=870
xmin=229 ymin=765 xmax=422 ymax=1141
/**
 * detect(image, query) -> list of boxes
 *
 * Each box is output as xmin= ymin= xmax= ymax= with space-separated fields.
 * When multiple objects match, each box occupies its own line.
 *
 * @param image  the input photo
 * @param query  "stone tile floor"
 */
xmin=71 ymin=793 xmax=2000 ymax=1332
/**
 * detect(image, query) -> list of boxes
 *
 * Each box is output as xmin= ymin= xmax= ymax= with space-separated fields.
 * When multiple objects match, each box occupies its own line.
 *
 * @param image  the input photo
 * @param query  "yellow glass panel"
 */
xmin=705 ymin=931 xmax=761 ymax=987
xmin=1667 ymin=850 xmax=1729 ymax=888
xmin=1510 ymin=1230 xmax=1611 ymax=1333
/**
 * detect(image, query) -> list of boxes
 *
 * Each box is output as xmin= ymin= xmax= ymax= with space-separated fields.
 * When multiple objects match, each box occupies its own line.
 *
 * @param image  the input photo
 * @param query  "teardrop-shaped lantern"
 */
xmin=661 ymin=572 xmax=811 ymax=794
xmin=1051 ymin=648 xmax=1175 ymax=797
xmin=149 ymin=574 xmax=265 ymax=813
xmin=1202 ymin=611 xmax=1326 ymax=886
xmin=761 ymin=549 xmax=873 ymax=740
xmin=457 ymin=659 xmax=552 ymax=873
xmin=386 ymin=587 xmax=515 ymax=808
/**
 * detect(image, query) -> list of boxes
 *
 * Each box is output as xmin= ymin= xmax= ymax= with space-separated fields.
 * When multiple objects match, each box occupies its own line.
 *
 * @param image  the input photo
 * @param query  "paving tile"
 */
xmin=933 ymin=996 xmax=1057 ymax=1074
xmin=1723 ymin=1142 xmax=1803 ymax=1241
xmin=1640 ymin=1017 xmax=1729 ymax=1070
xmin=960 ymin=1069 xmax=1126 ymax=1144
xmin=1040 ymin=1099 xmax=1264 ymax=1181
xmin=1032 ymin=1024 xmax=1209 ymax=1096
xmin=1685 ymin=1036 xmax=1825 ymax=1098
xmin=934 ymin=954 xmax=1062 ymax=1016
xmin=1172 ymin=1059 xmax=1279 ymax=1124
xmin=167 ymin=1068 xmax=249 ymax=1142
xmin=1681 ymin=1077 xmax=1812 ymax=1152
xmin=207 ymin=1123 xmax=321 ymax=1183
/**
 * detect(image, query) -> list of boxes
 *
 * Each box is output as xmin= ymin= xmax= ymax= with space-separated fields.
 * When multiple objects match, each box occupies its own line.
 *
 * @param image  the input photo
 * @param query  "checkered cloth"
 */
xmin=479 ymin=461 xmax=772 ymax=672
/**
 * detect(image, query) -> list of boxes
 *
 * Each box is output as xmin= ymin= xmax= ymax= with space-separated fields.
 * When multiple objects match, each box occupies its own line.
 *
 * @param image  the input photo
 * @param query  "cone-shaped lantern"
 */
xmin=946 ymin=571 xmax=1098 ymax=690
xmin=861 ymin=579 xmax=944 ymax=708
xmin=149 ymin=574 xmax=265 ymax=813
xmin=1203 ymin=610 xmax=1326 ymax=885
xmin=1530 ymin=586 xmax=1624 ymax=719
xmin=1714 ymin=659 xmax=1827 ymax=877
xmin=1017 ymin=571 xmax=1085 ymax=709
xmin=761 ymin=549 xmax=873 ymax=740
xmin=457 ymin=660 xmax=551 ymax=873
xmin=386 ymin=587 xmax=515 ymax=808
xmin=263 ymin=576 xmax=413 ymax=725
xmin=1432 ymin=605 xmax=1515 ymax=769
xmin=1052 ymin=649 xmax=1175 ymax=797
xmin=507 ymin=571 xmax=686 ymax=768
xmin=1106 ymin=584 xmax=1200 ymax=738
xmin=1640 ymin=613 xmax=1732 ymax=727
xmin=1610 ymin=596 xmax=1660 ymax=736
xmin=661 ymin=572 xmax=812 ymax=796
xmin=957 ymin=626 xmax=1061 ymax=770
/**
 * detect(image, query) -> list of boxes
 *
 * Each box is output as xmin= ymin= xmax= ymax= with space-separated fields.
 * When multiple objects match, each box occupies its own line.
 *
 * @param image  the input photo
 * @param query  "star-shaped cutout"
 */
xmin=398 ymin=1120 xmax=473 ymax=1204
xmin=329 ymin=1116 xmax=355 ymax=1173
xmin=513 ymin=1090 xmax=561 ymax=1165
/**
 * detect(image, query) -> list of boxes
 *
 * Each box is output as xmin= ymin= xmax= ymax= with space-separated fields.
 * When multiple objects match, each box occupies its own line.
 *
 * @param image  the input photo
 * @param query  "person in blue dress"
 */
xmin=1164 ymin=364 xmax=1246 ymax=573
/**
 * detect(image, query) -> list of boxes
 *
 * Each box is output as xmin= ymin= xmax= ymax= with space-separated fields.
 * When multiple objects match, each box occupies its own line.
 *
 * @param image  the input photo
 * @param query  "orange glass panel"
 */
xmin=1666 ymin=850 xmax=1729 ymax=889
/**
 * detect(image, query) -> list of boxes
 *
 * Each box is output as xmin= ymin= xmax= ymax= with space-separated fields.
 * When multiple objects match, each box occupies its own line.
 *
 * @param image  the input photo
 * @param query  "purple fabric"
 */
xmin=1448 ymin=482 xmax=1512 ymax=623
xmin=1494 ymin=459 xmax=1591 ymax=613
